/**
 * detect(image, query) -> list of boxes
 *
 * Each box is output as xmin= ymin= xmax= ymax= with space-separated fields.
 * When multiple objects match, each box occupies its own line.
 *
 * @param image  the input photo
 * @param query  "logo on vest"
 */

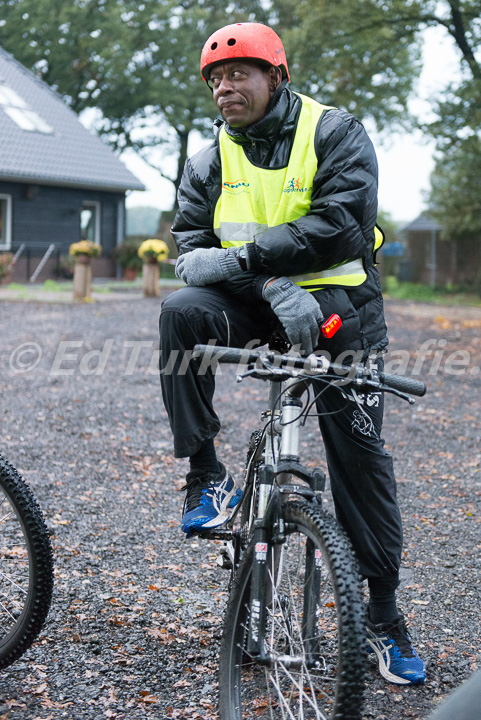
xmin=283 ymin=177 xmax=312 ymax=194
xmin=223 ymin=178 xmax=250 ymax=193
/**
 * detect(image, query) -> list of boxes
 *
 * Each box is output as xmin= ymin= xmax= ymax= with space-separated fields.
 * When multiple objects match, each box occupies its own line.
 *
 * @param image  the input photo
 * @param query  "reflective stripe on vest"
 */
xmin=214 ymin=93 xmax=374 ymax=291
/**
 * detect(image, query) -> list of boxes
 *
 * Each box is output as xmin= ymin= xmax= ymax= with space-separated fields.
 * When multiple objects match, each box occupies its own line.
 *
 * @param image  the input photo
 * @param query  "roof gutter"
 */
xmin=0 ymin=173 xmax=145 ymax=193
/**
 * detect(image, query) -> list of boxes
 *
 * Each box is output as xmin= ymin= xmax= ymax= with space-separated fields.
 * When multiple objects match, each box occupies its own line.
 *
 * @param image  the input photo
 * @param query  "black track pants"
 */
xmin=159 ymin=286 xmax=274 ymax=458
xmin=315 ymin=375 xmax=402 ymax=578
xmin=159 ymin=285 xmax=402 ymax=579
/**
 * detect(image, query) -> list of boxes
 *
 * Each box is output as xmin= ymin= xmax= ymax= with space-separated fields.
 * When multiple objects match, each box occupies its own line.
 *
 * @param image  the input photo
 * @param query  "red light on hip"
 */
xmin=321 ymin=314 xmax=342 ymax=338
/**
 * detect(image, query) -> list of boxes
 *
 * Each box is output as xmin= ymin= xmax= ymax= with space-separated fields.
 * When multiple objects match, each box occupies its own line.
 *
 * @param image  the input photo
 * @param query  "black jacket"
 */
xmin=171 ymin=85 xmax=387 ymax=356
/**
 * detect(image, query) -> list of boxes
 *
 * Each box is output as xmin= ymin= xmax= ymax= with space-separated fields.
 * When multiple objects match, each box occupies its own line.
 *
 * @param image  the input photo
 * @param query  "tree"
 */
xmin=271 ymin=0 xmax=423 ymax=133
xmin=417 ymin=3 xmax=481 ymax=276
xmin=271 ymin=1 xmax=481 ymax=140
xmin=0 ymin=0 xmax=268 ymax=200
xmin=0 ymin=0 xmax=134 ymax=113
xmin=429 ymin=137 xmax=481 ymax=239
xmin=0 ymin=0 xmax=424 ymax=203
xmin=1 ymin=1 xmax=479 ymax=211
xmin=410 ymin=1 xmax=481 ymax=145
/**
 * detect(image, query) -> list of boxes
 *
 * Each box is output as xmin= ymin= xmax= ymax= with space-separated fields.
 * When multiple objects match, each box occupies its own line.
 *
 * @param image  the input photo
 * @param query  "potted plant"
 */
xmin=0 ymin=252 xmax=13 ymax=285
xmin=113 ymin=238 xmax=143 ymax=280
xmin=138 ymin=239 xmax=169 ymax=297
xmin=69 ymin=241 xmax=101 ymax=300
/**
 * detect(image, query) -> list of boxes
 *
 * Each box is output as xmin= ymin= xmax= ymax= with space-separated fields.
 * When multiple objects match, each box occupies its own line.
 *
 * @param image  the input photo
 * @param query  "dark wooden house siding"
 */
xmin=1 ymin=180 xmax=125 ymax=280
xmin=406 ymin=230 xmax=480 ymax=286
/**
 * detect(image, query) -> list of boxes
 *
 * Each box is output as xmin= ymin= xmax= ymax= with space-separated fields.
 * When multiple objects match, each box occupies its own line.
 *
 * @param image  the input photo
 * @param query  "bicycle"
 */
xmin=0 ymin=453 xmax=54 ymax=668
xmin=191 ymin=342 xmax=426 ymax=720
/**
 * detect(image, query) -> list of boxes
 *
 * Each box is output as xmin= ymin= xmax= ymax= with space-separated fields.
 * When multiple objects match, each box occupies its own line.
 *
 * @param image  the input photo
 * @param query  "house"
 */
xmin=400 ymin=214 xmax=480 ymax=286
xmin=0 ymin=46 xmax=145 ymax=281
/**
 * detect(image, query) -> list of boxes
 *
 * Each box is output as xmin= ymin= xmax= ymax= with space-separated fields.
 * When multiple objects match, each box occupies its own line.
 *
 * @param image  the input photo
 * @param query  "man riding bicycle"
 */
xmin=159 ymin=21 xmax=426 ymax=686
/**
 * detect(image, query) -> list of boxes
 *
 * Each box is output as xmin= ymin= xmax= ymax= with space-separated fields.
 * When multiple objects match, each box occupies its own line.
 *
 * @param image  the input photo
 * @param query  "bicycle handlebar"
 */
xmin=377 ymin=371 xmax=426 ymax=397
xmin=192 ymin=344 xmax=427 ymax=398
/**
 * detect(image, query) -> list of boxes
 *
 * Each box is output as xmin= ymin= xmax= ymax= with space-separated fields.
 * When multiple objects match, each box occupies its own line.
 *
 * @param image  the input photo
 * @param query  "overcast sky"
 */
xmin=123 ymin=25 xmax=461 ymax=225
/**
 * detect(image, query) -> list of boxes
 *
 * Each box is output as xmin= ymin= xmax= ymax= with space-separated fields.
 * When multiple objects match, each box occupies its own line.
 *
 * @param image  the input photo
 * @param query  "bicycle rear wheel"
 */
xmin=219 ymin=501 xmax=366 ymax=720
xmin=0 ymin=455 xmax=54 ymax=668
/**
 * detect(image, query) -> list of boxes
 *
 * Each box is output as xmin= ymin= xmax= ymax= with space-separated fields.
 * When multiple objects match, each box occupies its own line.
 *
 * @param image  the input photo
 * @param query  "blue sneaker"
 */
xmin=366 ymin=614 xmax=426 ymax=685
xmin=180 ymin=462 xmax=242 ymax=536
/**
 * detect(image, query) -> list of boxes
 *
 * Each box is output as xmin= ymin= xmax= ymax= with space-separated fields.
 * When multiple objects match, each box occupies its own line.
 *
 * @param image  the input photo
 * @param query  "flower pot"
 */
xmin=142 ymin=262 xmax=160 ymax=297
xmin=75 ymin=253 xmax=91 ymax=265
xmin=73 ymin=258 xmax=92 ymax=300
xmin=123 ymin=267 xmax=138 ymax=281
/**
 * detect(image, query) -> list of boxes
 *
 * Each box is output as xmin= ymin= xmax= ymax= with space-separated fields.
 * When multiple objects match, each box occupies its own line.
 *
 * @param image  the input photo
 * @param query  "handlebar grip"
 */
xmin=379 ymin=372 xmax=427 ymax=397
xmin=193 ymin=344 xmax=262 ymax=365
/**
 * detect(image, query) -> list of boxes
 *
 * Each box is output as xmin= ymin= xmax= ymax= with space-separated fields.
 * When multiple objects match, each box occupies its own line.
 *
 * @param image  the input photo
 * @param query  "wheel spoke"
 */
xmin=0 ymin=600 xmax=20 ymax=623
xmin=220 ymin=502 xmax=365 ymax=719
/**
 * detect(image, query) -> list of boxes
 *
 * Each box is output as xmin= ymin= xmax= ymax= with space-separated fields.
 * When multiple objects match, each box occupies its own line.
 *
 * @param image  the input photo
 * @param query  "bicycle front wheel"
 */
xmin=0 ymin=455 xmax=54 ymax=668
xmin=219 ymin=501 xmax=366 ymax=720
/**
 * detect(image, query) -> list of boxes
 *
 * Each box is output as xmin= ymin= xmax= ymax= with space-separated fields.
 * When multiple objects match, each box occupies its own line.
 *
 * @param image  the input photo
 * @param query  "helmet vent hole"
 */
xmin=211 ymin=42 xmax=218 ymax=50
xmin=227 ymin=38 xmax=236 ymax=46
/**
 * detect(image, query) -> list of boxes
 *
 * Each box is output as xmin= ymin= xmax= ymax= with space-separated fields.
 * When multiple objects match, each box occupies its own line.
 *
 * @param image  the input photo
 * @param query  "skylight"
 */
xmin=0 ymin=82 xmax=53 ymax=134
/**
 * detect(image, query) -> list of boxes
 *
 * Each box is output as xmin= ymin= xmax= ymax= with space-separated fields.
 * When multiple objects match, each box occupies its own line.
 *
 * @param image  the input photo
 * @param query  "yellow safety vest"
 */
xmin=214 ymin=92 xmax=384 ymax=292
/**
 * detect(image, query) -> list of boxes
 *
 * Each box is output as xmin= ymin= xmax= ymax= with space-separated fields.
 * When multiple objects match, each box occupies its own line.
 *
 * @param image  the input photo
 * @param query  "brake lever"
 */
xmin=236 ymin=361 xmax=301 ymax=383
xmin=354 ymin=377 xmax=416 ymax=405
xmin=383 ymin=386 xmax=416 ymax=404
xmin=236 ymin=367 xmax=273 ymax=383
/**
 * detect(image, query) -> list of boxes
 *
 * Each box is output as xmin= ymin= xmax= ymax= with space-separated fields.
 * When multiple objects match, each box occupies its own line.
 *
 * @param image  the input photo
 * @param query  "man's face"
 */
xmin=209 ymin=61 xmax=279 ymax=128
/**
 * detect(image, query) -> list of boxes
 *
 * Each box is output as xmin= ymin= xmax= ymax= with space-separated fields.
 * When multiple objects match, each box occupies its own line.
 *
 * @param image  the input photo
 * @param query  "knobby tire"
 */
xmin=219 ymin=501 xmax=366 ymax=720
xmin=0 ymin=455 xmax=54 ymax=668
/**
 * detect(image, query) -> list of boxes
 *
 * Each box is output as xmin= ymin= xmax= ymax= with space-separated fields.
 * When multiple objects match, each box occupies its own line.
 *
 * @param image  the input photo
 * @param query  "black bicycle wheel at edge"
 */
xmin=219 ymin=501 xmax=366 ymax=720
xmin=0 ymin=455 xmax=54 ymax=668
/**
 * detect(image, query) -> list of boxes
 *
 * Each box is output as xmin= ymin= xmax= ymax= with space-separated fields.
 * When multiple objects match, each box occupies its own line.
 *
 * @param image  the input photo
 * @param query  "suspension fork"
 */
xmin=255 ymin=379 xmax=282 ymax=522
xmin=247 ymin=376 xmax=317 ymax=657
xmin=302 ymin=538 xmax=322 ymax=663
xmin=247 ymin=467 xmax=284 ymax=658
xmin=247 ymin=476 xmax=321 ymax=664
xmin=276 ymin=375 xmax=310 ymax=483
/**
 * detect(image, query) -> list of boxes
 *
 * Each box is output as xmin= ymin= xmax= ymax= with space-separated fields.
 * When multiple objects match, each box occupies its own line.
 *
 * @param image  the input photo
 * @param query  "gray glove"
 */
xmin=175 ymin=247 xmax=243 ymax=286
xmin=263 ymin=277 xmax=323 ymax=355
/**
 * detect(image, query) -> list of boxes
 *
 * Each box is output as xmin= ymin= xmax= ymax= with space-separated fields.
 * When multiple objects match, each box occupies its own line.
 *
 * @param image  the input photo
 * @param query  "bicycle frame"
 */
xmin=251 ymin=375 xmax=326 ymax=523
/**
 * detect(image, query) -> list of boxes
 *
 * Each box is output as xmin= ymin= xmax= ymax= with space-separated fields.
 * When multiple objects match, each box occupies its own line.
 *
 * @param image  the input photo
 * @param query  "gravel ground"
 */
xmin=0 ymin=290 xmax=480 ymax=719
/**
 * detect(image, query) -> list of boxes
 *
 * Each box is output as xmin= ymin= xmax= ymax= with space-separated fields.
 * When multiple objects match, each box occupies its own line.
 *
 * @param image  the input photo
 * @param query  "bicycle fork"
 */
xmin=246 ymin=378 xmax=323 ymax=668
xmin=247 ymin=476 xmax=323 ymax=669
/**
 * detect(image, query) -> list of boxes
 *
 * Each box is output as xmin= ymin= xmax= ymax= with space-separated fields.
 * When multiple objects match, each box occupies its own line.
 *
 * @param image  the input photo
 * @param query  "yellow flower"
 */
xmin=69 ymin=241 xmax=102 ymax=257
xmin=138 ymin=239 xmax=169 ymax=263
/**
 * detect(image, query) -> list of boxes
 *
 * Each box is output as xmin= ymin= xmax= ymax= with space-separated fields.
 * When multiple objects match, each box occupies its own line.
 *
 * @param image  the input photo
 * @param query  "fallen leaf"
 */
xmin=33 ymin=683 xmax=48 ymax=695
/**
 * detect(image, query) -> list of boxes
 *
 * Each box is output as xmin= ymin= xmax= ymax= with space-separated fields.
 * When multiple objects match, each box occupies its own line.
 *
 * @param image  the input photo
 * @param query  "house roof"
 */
xmin=402 ymin=214 xmax=442 ymax=233
xmin=0 ymin=47 xmax=145 ymax=192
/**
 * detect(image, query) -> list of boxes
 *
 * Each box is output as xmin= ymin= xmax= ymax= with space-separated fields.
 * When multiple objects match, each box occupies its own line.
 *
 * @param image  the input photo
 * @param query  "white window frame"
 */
xmin=80 ymin=201 xmax=101 ymax=245
xmin=0 ymin=194 xmax=12 ymax=251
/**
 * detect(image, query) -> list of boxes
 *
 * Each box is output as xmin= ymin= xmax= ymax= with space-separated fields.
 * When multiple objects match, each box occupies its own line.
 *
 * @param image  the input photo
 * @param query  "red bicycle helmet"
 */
xmin=200 ymin=22 xmax=289 ymax=82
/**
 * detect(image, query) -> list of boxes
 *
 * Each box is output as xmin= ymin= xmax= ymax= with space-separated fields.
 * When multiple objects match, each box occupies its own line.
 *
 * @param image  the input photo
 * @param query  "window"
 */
xmin=80 ymin=201 xmax=101 ymax=245
xmin=0 ymin=195 xmax=12 ymax=250
xmin=0 ymin=82 xmax=53 ymax=134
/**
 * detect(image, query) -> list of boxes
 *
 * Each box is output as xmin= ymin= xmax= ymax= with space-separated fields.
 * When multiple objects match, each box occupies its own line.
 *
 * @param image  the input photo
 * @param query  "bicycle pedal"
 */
xmin=216 ymin=546 xmax=233 ymax=570
xmin=193 ymin=528 xmax=234 ymax=541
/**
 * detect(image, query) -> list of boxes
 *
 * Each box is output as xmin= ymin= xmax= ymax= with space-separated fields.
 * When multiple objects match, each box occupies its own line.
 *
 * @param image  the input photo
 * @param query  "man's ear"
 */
xmin=268 ymin=66 xmax=281 ymax=92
